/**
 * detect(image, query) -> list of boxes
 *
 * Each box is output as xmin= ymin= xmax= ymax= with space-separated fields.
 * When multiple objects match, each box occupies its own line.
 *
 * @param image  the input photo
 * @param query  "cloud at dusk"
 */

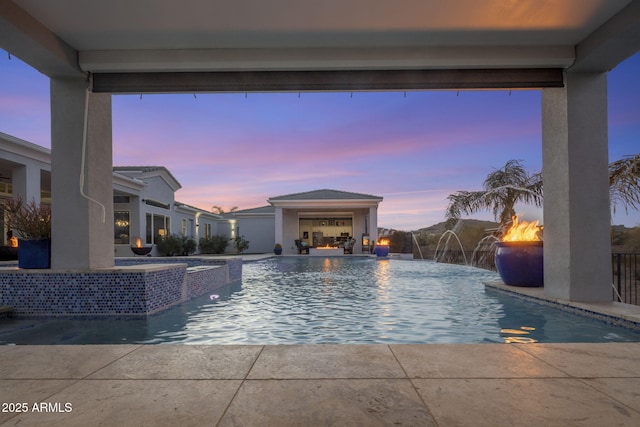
xmin=1 ymin=49 xmax=639 ymax=229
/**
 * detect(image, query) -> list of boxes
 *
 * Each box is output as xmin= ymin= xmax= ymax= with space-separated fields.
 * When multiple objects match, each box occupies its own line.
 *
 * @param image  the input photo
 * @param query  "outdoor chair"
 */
xmin=295 ymin=239 xmax=310 ymax=254
xmin=343 ymin=238 xmax=356 ymax=254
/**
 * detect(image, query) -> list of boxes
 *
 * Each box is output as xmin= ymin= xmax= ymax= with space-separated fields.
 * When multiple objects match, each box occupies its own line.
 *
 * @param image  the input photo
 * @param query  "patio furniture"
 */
xmin=343 ymin=238 xmax=356 ymax=254
xmin=295 ymin=239 xmax=310 ymax=254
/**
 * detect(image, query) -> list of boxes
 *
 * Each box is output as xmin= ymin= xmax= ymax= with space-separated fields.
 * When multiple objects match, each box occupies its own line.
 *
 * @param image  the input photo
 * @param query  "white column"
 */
xmin=369 ymin=206 xmax=378 ymax=246
xmin=11 ymin=164 xmax=41 ymax=205
xmin=541 ymin=72 xmax=611 ymax=302
xmin=274 ymin=207 xmax=283 ymax=252
xmin=50 ymin=77 xmax=114 ymax=269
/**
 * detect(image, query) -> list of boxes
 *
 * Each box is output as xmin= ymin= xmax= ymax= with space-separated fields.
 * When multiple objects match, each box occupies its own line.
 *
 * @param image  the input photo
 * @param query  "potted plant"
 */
xmin=3 ymin=196 xmax=52 ymax=269
xmin=274 ymin=243 xmax=282 ymax=255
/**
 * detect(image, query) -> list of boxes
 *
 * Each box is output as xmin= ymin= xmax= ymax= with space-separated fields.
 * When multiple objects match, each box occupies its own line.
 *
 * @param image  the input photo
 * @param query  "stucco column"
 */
xmin=12 ymin=164 xmax=41 ymax=205
xmin=541 ymin=72 xmax=611 ymax=302
xmin=50 ymin=78 xmax=114 ymax=269
xmin=369 ymin=207 xmax=378 ymax=246
xmin=274 ymin=207 xmax=283 ymax=251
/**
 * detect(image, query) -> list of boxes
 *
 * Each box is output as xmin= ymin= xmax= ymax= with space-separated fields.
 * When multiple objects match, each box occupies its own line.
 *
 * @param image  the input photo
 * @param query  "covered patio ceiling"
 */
xmin=2 ymin=0 xmax=640 ymax=92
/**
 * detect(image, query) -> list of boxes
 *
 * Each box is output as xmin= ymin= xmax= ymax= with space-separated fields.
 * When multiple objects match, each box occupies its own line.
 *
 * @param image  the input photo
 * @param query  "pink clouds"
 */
xmin=2 ymin=49 xmax=640 ymax=230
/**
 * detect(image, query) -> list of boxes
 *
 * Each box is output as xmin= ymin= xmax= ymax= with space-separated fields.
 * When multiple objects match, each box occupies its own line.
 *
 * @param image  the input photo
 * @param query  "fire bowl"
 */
xmin=130 ymin=246 xmax=152 ymax=256
xmin=495 ymin=241 xmax=543 ymax=287
xmin=374 ymin=245 xmax=390 ymax=257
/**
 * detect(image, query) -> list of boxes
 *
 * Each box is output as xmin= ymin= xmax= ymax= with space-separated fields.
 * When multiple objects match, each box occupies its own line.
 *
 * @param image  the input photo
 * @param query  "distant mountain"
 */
xmin=416 ymin=219 xmax=500 ymax=234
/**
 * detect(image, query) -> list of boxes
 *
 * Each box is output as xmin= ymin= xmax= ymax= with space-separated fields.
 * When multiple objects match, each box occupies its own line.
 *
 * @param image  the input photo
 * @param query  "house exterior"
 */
xmin=268 ymin=189 xmax=383 ymax=255
xmin=111 ymin=166 xmax=225 ymax=256
xmin=0 ymin=132 xmax=230 ymax=256
xmin=2 ymin=133 xmax=383 ymax=256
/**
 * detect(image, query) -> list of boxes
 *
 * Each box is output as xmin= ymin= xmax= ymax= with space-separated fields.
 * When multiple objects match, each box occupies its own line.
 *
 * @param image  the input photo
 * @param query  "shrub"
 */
xmin=3 ymin=197 xmax=51 ymax=239
xmin=155 ymin=234 xmax=183 ymax=256
xmin=232 ymin=235 xmax=250 ymax=254
xmin=199 ymin=235 xmax=228 ymax=254
xmin=156 ymin=234 xmax=196 ymax=256
xmin=181 ymin=236 xmax=197 ymax=256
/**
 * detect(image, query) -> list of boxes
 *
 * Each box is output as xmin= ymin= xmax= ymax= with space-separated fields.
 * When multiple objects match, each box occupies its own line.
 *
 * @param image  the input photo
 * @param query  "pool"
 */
xmin=1 ymin=257 xmax=639 ymax=345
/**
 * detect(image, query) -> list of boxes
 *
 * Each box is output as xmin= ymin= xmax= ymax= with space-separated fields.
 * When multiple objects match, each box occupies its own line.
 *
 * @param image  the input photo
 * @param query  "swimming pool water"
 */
xmin=1 ymin=257 xmax=639 ymax=345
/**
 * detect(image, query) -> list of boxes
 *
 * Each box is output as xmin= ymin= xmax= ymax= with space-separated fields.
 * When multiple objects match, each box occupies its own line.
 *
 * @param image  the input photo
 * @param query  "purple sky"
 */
xmin=1 ymin=48 xmax=639 ymax=230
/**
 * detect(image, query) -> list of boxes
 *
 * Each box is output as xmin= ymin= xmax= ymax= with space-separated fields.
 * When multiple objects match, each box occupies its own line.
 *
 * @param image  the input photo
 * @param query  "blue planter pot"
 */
xmin=18 ymin=238 xmax=51 ymax=269
xmin=374 ymin=245 xmax=390 ymax=257
xmin=495 ymin=241 xmax=543 ymax=287
xmin=274 ymin=247 xmax=282 ymax=255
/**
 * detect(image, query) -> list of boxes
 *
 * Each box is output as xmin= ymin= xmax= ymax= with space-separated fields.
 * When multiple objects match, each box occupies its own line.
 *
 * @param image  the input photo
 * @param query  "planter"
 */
xmin=374 ymin=245 xmax=390 ymax=257
xmin=274 ymin=247 xmax=282 ymax=255
xmin=495 ymin=241 xmax=543 ymax=287
xmin=18 ymin=238 xmax=51 ymax=269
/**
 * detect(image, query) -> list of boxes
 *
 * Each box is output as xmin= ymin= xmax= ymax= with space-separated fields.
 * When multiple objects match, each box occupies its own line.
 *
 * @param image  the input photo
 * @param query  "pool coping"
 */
xmin=484 ymin=281 xmax=640 ymax=331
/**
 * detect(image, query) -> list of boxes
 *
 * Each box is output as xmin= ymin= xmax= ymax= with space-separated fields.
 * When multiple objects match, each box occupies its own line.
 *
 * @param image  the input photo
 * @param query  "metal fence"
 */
xmin=612 ymin=253 xmax=640 ymax=305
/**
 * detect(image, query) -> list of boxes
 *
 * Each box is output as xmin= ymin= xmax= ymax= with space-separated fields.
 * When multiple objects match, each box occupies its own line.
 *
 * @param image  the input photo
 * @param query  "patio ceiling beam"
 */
xmin=0 ymin=0 xmax=82 ymax=78
xmin=570 ymin=0 xmax=640 ymax=72
xmin=91 ymin=68 xmax=564 ymax=94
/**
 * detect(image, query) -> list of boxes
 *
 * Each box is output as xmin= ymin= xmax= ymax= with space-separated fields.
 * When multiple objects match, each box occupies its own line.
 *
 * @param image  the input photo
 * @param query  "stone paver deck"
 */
xmin=1 ymin=343 xmax=639 ymax=426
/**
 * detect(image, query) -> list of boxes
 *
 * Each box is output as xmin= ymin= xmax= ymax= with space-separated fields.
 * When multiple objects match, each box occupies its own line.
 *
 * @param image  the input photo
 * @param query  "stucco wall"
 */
xmin=237 ymin=216 xmax=275 ymax=253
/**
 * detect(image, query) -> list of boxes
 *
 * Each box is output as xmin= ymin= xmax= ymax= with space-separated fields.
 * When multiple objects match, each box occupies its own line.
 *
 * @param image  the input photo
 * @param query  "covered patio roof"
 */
xmin=2 ymin=0 xmax=640 ymax=90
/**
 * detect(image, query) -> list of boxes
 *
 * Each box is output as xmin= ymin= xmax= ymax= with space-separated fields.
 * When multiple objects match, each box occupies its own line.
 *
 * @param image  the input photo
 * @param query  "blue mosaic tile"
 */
xmin=0 ymin=257 xmax=239 ymax=316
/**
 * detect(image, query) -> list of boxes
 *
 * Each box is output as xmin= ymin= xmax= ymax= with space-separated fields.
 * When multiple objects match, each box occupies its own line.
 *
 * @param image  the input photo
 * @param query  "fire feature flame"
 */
xmin=502 ymin=216 xmax=542 ymax=242
xmin=377 ymin=239 xmax=390 ymax=246
xmin=135 ymin=237 xmax=143 ymax=248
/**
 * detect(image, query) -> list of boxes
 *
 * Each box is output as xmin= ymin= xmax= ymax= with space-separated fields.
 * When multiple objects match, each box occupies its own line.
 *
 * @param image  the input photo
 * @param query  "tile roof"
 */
xmin=232 ymin=205 xmax=276 ymax=215
xmin=268 ymin=189 xmax=382 ymax=201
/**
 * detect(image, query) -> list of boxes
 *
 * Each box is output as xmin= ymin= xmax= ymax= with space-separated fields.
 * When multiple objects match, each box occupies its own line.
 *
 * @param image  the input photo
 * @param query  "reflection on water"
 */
xmin=1 ymin=258 xmax=640 ymax=345
xmin=501 ymin=327 xmax=539 ymax=343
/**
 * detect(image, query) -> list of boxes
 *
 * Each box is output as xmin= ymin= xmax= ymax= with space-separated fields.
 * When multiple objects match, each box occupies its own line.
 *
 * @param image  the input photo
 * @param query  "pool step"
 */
xmin=0 ymin=306 xmax=13 ymax=319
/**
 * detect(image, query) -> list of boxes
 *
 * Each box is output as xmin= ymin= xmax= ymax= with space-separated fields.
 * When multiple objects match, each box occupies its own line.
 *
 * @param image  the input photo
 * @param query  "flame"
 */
xmin=377 ymin=239 xmax=390 ymax=246
xmin=502 ymin=216 xmax=542 ymax=242
xmin=9 ymin=236 xmax=18 ymax=248
xmin=135 ymin=237 xmax=143 ymax=248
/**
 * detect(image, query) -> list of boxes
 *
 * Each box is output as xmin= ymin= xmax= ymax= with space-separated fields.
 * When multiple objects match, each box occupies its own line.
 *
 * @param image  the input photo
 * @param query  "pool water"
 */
xmin=1 ymin=257 xmax=639 ymax=345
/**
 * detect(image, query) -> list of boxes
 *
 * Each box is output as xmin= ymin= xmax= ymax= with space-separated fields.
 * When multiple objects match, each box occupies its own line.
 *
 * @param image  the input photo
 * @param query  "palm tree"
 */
xmin=446 ymin=154 xmax=640 ymax=229
xmin=609 ymin=153 xmax=640 ymax=215
xmin=445 ymin=159 xmax=543 ymax=228
xmin=211 ymin=205 xmax=238 ymax=215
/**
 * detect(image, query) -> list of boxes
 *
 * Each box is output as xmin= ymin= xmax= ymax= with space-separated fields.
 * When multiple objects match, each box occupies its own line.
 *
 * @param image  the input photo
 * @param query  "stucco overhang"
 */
xmin=113 ymin=166 xmax=182 ymax=192
xmin=270 ymin=199 xmax=381 ymax=210
xmin=112 ymin=172 xmax=144 ymax=195
xmin=0 ymin=132 xmax=50 ymax=165
xmin=268 ymin=189 xmax=383 ymax=210
xmin=174 ymin=201 xmax=222 ymax=220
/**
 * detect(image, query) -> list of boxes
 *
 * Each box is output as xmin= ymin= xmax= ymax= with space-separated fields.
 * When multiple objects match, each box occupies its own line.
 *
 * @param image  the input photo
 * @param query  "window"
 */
xmin=145 ymin=213 xmax=171 ymax=244
xmin=181 ymin=219 xmax=187 ymax=236
xmin=0 ymin=182 xmax=12 ymax=197
xmin=203 ymin=223 xmax=211 ymax=239
xmin=114 ymin=211 xmax=130 ymax=244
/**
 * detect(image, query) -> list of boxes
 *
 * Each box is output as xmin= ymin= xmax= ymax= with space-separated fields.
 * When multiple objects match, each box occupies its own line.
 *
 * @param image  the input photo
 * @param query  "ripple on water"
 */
xmin=2 ymin=258 xmax=640 ymax=345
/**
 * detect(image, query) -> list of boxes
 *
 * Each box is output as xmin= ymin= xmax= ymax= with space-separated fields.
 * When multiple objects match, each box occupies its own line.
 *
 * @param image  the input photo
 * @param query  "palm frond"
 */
xmin=609 ymin=153 xmax=640 ymax=214
xmin=445 ymin=159 xmax=543 ymax=227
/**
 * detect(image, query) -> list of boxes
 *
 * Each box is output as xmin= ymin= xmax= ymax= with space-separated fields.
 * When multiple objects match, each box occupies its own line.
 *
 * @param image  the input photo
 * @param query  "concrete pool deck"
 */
xmin=2 ymin=256 xmax=640 ymax=425
xmin=1 ymin=343 xmax=640 ymax=426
